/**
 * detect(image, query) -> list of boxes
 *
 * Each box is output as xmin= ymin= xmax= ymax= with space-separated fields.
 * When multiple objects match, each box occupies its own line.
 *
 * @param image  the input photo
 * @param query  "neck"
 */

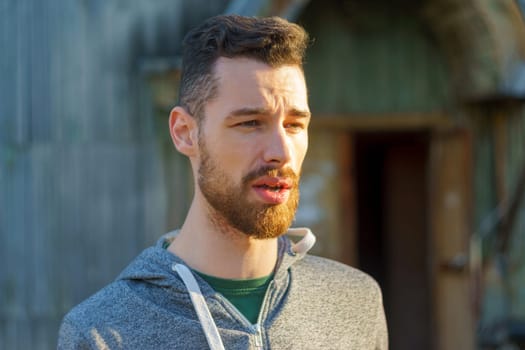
xmin=167 ymin=197 xmax=279 ymax=279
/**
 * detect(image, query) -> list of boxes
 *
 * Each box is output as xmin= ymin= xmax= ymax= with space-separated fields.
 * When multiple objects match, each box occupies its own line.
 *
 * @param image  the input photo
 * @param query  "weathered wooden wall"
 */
xmin=506 ymin=110 xmax=525 ymax=318
xmin=473 ymin=104 xmax=525 ymax=330
xmin=300 ymin=1 xmax=451 ymax=115
xmin=296 ymin=0 xmax=452 ymax=263
xmin=0 ymin=1 xmax=227 ymax=348
xmin=2 ymin=0 xmax=525 ymax=349
xmin=298 ymin=1 xmax=525 ymax=348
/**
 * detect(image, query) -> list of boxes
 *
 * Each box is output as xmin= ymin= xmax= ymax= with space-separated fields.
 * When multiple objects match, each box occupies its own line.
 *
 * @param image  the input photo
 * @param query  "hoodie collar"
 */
xmin=273 ymin=228 xmax=315 ymax=283
xmin=117 ymin=228 xmax=316 ymax=291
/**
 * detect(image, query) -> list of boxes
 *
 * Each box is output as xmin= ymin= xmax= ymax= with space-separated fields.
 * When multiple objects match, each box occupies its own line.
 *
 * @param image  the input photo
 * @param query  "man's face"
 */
xmin=196 ymin=57 xmax=310 ymax=239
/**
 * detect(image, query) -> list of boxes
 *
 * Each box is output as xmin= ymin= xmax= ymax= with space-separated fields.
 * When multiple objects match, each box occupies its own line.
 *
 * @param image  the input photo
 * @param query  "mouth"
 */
xmin=253 ymin=176 xmax=292 ymax=189
xmin=255 ymin=184 xmax=286 ymax=192
xmin=251 ymin=177 xmax=293 ymax=204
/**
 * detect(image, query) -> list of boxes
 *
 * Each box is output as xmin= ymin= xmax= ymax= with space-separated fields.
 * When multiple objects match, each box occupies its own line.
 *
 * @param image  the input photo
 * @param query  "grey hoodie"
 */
xmin=58 ymin=228 xmax=388 ymax=349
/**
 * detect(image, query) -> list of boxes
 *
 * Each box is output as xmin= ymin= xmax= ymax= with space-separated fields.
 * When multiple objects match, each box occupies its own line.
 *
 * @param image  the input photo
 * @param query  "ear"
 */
xmin=169 ymin=106 xmax=199 ymax=157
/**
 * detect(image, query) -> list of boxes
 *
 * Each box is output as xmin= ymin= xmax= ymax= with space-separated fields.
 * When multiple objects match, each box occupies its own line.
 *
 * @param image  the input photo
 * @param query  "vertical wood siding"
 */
xmin=298 ymin=1 xmax=525 ymax=345
xmin=473 ymin=106 xmax=525 ymax=329
xmin=0 ymin=1 xmax=228 ymax=348
xmin=505 ymin=109 xmax=525 ymax=317
xmin=299 ymin=1 xmax=451 ymax=115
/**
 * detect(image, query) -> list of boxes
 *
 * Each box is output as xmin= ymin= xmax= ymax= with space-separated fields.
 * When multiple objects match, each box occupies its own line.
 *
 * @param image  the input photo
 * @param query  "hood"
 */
xmin=116 ymin=228 xmax=316 ymax=292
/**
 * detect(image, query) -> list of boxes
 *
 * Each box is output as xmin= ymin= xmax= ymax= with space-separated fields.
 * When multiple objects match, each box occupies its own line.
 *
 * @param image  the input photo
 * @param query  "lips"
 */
xmin=252 ymin=176 xmax=293 ymax=204
xmin=253 ymin=176 xmax=292 ymax=189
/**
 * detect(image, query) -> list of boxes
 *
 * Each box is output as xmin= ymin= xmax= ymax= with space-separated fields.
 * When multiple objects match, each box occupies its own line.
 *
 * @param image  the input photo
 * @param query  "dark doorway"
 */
xmin=354 ymin=131 xmax=431 ymax=350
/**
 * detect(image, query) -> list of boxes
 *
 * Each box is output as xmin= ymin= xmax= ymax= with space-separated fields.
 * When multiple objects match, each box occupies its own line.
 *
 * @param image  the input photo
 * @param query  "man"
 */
xmin=59 ymin=15 xmax=388 ymax=349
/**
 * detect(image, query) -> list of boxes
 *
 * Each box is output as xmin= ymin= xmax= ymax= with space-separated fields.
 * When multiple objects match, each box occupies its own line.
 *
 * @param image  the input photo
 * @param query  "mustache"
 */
xmin=242 ymin=166 xmax=299 ymax=185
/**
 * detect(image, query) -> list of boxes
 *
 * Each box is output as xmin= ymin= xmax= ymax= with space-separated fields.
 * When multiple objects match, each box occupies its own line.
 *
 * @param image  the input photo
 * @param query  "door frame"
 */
xmin=311 ymin=113 xmax=475 ymax=349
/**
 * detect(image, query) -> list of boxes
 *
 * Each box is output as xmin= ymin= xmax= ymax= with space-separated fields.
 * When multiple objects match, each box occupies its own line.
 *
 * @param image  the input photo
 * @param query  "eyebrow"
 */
xmin=226 ymin=107 xmax=311 ymax=120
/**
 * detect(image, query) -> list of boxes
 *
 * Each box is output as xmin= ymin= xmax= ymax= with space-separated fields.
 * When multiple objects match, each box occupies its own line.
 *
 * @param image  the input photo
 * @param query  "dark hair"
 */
xmin=178 ymin=15 xmax=309 ymax=123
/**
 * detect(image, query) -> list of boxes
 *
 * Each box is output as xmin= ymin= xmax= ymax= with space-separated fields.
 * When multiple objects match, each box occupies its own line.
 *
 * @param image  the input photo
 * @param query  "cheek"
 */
xmin=214 ymin=141 xmax=255 ymax=176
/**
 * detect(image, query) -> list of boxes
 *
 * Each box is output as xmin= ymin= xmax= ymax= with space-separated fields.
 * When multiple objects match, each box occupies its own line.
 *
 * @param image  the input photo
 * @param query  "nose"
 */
xmin=263 ymin=125 xmax=292 ymax=166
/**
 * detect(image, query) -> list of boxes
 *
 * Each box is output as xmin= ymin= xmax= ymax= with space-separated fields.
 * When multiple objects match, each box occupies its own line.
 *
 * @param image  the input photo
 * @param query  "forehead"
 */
xmin=211 ymin=57 xmax=308 ymax=109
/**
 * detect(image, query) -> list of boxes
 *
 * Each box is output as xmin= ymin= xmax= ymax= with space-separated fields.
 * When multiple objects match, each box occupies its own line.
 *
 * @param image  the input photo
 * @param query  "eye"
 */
xmin=284 ymin=122 xmax=306 ymax=133
xmin=237 ymin=120 xmax=261 ymax=128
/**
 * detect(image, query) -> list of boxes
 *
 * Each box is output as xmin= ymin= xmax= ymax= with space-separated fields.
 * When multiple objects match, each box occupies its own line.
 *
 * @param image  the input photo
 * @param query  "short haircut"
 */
xmin=178 ymin=15 xmax=309 ymax=123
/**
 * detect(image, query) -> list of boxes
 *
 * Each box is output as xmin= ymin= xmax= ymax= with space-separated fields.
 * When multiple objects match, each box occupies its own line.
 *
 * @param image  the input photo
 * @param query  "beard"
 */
xmin=197 ymin=141 xmax=300 ymax=239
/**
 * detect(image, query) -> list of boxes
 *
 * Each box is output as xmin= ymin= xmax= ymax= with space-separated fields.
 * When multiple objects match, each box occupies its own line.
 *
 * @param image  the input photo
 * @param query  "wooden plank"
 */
xmin=429 ymin=128 xmax=475 ymax=350
xmin=506 ymin=107 xmax=525 ymax=316
xmin=493 ymin=112 xmax=509 ymax=208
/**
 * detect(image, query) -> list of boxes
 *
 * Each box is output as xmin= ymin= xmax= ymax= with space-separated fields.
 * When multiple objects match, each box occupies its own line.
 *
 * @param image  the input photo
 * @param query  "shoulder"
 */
xmin=289 ymin=254 xmax=383 ymax=308
xmin=273 ymin=255 xmax=388 ymax=348
xmin=58 ymin=280 xmax=176 ymax=348
xmin=294 ymin=254 xmax=380 ymax=289
xmin=58 ymin=282 xmax=129 ymax=348
xmin=61 ymin=281 xmax=130 ymax=329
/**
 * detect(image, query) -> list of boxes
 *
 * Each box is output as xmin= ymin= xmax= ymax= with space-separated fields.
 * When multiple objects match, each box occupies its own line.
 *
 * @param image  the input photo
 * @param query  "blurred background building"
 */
xmin=1 ymin=0 xmax=525 ymax=349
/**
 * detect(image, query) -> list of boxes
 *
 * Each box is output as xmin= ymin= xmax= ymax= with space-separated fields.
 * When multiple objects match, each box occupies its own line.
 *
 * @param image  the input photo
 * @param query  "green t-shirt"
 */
xmin=194 ymin=270 xmax=272 ymax=324
xmin=162 ymin=241 xmax=271 ymax=323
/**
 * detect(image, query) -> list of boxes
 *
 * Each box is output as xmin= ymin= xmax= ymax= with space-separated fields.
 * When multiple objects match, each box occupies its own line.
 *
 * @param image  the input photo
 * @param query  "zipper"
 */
xmin=252 ymin=280 xmax=275 ymax=349
xmin=252 ymin=323 xmax=263 ymax=348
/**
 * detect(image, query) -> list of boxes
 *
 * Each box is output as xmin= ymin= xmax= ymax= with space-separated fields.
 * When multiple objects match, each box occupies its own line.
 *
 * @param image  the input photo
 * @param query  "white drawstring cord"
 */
xmin=172 ymin=264 xmax=226 ymax=350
